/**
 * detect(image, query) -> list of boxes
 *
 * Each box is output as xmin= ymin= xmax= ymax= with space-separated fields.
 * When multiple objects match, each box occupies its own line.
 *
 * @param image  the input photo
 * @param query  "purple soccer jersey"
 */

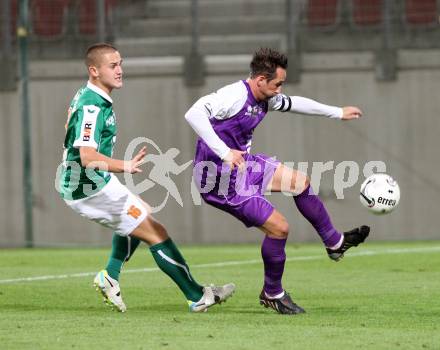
xmin=186 ymin=72 xmax=352 ymax=305
xmin=192 ymin=80 xmax=280 ymax=227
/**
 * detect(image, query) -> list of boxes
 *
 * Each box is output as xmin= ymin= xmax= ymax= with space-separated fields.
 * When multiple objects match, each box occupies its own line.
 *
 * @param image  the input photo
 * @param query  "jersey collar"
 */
xmin=87 ymin=81 xmax=113 ymax=104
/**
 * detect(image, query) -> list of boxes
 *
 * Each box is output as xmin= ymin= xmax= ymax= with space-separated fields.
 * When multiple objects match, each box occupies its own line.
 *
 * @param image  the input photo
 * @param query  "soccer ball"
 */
xmin=360 ymin=173 xmax=400 ymax=215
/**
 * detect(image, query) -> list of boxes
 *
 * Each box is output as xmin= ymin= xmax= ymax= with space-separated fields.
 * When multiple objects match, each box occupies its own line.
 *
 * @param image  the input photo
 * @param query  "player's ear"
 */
xmin=88 ymin=65 xmax=99 ymax=79
xmin=256 ymin=75 xmax=265 ymax=87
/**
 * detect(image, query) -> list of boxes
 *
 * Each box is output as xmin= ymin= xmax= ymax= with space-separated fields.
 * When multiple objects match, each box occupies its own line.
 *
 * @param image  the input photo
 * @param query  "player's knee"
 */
xmin=132 ymin=216 xmax=169 ymax=245
xmin=296 ymin=174 xmax=310 ymax=191
xmin=280 ymin=221 xmax=290 ymax=237
xmin=146 ymin=216 xmax=168 ymax=236
xmin=291 ymin=172 xmax=310 ymax=194
xmin=273 ymin=221 xmax=289 ymax=238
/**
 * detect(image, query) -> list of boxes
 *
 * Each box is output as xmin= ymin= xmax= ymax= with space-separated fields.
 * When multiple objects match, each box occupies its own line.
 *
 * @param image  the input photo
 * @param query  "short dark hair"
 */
xmin=249 ymin=48 xmax=288 ymax=81
xmin=85 ymin=43 xmax=118 ymax=67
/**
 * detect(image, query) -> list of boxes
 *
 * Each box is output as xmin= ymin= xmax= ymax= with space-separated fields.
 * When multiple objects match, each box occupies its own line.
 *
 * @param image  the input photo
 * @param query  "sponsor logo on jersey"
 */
xmin=245 ymin=105 xmax=263 ymax=118
xmin=204 ymin=103 xmax=213 ymax=115
xmin=106 ymin=113 xmax=116 ymax=127
xmin=83 ymin=122 xmax=93 ymax=141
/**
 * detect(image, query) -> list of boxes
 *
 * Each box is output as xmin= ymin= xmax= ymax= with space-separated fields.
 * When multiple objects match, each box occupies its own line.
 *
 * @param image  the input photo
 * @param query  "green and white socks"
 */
xmin=150 ymin=238 xmax=204 ymax=302
xmin=105 ymin=234 xmax=203 ymax=302
xmin=105 ymin=233 xmax=141 ymax=281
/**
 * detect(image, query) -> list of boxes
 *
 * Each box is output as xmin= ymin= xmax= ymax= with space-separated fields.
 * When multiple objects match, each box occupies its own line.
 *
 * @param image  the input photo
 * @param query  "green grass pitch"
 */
xmin=1 ymin=241 xmax=439 ymax=350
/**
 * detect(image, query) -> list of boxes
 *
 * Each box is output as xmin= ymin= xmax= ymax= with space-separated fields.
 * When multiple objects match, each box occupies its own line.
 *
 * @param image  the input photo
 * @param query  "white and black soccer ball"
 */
xmin=360 ymin=173 xmax=400 ymax=215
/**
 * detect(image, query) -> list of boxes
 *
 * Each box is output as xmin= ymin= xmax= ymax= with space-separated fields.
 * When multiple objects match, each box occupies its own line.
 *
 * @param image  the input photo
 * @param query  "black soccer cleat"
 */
xmin=259 ymin=290 xmax=306 ymax=315
xmin=326 ymin=225 xmax=370 ymax=261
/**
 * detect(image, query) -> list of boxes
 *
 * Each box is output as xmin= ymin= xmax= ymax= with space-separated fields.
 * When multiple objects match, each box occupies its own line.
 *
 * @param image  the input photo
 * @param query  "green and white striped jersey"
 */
xmin=59 ymin=82 xmax=117 ymax=200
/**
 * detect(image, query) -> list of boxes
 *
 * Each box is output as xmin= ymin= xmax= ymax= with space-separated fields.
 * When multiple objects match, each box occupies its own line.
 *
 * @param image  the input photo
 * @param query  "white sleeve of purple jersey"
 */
xmin=184 ymin=101 xmax=230 ymax=159
xmin=268 ymin=94 xmax=343 ymax=119
xmin=184 ymin=81 xmax=248 ymax=159
xmin=198 ymin=81 xmax=248 ymax=120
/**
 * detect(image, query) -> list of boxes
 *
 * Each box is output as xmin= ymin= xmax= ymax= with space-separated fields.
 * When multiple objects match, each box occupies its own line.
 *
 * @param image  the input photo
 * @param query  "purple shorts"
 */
xmin=195 ymin=153 xmax=280 ymax=227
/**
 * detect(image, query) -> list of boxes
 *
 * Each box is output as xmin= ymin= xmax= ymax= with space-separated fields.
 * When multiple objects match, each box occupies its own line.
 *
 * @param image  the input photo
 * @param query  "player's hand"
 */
xmin=341 ymin=106 xmax=363 ymax=120
xmin=125 ymin=146 xmax=147 ymax=173
xmin=223 ymin=149 xmax=246 ymax=170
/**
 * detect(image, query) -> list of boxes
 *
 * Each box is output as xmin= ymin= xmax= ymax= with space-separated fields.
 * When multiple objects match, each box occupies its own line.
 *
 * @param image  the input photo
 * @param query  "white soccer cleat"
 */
xmin=189 ymin=283 xmax=236 ymax=313
xmin=93 ymin=270 xmax=127 ymax=312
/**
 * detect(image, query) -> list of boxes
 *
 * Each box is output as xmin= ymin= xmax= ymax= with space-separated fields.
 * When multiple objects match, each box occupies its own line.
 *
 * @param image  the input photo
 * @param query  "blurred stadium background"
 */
xmin=0 ymin=0 xmax=439 ymax=247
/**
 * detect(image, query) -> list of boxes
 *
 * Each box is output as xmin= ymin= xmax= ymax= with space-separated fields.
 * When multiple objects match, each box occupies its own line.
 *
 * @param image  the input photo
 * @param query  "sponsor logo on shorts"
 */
xmin=127 ymin=205 xmax=142 ymax=219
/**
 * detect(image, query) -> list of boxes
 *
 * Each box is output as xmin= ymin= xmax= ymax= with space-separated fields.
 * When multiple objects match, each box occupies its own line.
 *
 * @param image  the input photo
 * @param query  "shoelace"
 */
xmin=208 ymin=284 xmax=220 ymax=294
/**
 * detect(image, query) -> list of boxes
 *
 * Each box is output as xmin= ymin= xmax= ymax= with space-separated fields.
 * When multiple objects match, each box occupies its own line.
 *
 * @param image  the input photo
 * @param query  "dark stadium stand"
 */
xmin=405 ymin=0 xmax=438 ymax=26
xmin=352 ymin=0 xmax=382 ymax=26
xmin=77 ymin=0 xmax=116 ymax=36
xmin=1 ymin=0 xmax=440 ymax=60
xmin=31 ymin=0 xmax=69 ymax=38
xmin=306 ymin=0 xmax=339 ymax=27
xmin=0 ymin=0 xmax=17 ymax=41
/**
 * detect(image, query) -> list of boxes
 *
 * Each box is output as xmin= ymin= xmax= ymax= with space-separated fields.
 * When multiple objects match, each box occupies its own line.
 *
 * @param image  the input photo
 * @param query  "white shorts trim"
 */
xmin=64 ymin=175 xmax=148 ymax=236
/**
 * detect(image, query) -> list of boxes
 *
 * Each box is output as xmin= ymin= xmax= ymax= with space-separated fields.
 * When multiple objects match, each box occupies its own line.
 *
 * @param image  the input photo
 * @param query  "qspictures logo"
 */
xmin=55 ymin=136 xmax=388 ymax=214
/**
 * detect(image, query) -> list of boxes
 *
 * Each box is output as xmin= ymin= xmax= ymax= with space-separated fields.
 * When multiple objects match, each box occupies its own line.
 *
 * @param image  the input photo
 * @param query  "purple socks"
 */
xmin=261 ymin=185 xmax=341 ymax=296
xmin=294 ymin=185 xmax=342 ymax=248
xmin=261 ymin=236 xmax=286 ymax=296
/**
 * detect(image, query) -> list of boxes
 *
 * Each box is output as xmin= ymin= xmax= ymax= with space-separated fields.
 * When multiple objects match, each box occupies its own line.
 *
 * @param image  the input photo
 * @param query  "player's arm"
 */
xmin=185 ymin=93 xmax=245 ymax=168
xmin=268 ymin=94 xmax=362 ymax=120
xmin=79 ymin=146 xmax=146 ymax=174
xmin=184 ymin=93 xmax=230 ymax=159
xmin=73 ymin=104 xmax=146 ymax=174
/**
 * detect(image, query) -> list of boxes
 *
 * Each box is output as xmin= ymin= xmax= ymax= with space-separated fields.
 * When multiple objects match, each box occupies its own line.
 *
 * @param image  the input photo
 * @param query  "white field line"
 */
xmin=1 ymin=246 xmax=439 ymax=285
